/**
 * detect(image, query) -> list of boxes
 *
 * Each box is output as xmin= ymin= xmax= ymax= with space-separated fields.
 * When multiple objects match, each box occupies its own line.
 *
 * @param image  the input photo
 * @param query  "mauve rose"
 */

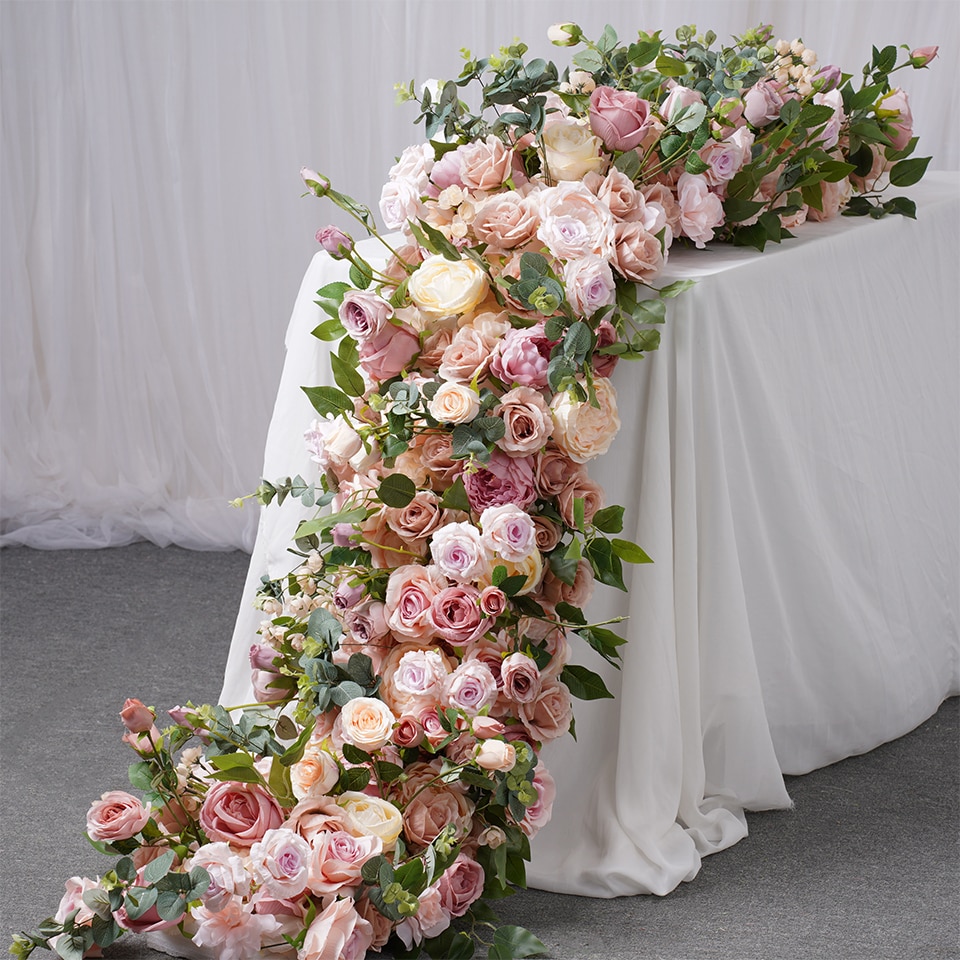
xmin=539 ymin=557 xmax=595 ymax=609
xmin=472 ymin=191 xmax=540 ymax=249
xmin=252 ymin=667 xmax=290 ymax=704
xmin=459 ymin=135 xmax=514 ymax=191
xmin=700 ymin=137 xmax=749 ymax=186
xmin=307 ymin=829 xmax=382 ymax=896
xmin=613 ymin=221 xmax=664 ymax=282
xmin=584 ymin=168 xmax=641 ymax=221
xmin=249 ymin=828 xmax=311 ymax=900
xmin=444 ymin=660 xmax=499 ymax=715
xmin=338 ymin=290 xmax=393 ymax=343
xmin=301 ymin=897 xmax=373 ymax=960
xmin=286 ymin=794 xmax=357 ymax=847
xmin=385 ymin=564 xmax=444 ymax=642
xmin=463 ymin=450 xmax=537 ymax=512
xmin=420 ymin=432 xmax=462 ymax=488
xmin=199 ymin=780 xmax=284 ymax=848
xmin=557 ymin=474 xmax=605 ymax=528
xmin=119 ymin=698 xmax=155 ymax=733
xmin=86 ymin=790 xmax=150 ymax=842
xmin=480 ymin=502 xmax=538 ymax=562
xmin=316 ymin=225 xmax=353 ymax=258
xmin=743 ymin=78 xmax=784 ymax=127
xmin=537 ymin=181 xmax=616 ymax=260
xmin=660 ymin=84 xmax=704 ymax=122
xmin=249 ymin=643 xmax=279 ymax=671
xmin=344 ymin=601 xmax=390 ymax=644
xmin=812 ymin=88 xmax=844 ymax=149
xmin=478 ymin=584 xmax=507 ymax=617
xmin=532 ymin=515 xmax=563 ymax=553
xmin=358 ymin=323 xmax=420 ymax=382
xmin=491 ymin=325 xmax=552 ymax=390
xmin=437 ymin=854 xmax=486 ymax=917
xmin=501 ymin=652 xmax=543 ymax=704
xmin=535 ymin=445 xmax=586 ymax=498
xmin=429 ymin=585 xmax=489 ymax=643
xmin=519 ymin=678 xmax=573 ymax=741
xmin=385 ymin=490 xmax=444 ymax=548
xmin=393 ymin=714 xmax=425 ymax=748
xmin=676 ymin=173 xmax=725 ymax=248
xmin=878 ymin=88 xmax=913 ymax=150
xmin=563 ymin=254 xmax=617 ymax=316
xmin=334 ymin=579 xmax=366 ymax=612
xmin=589 ymin=85 xmax=653 ymax=151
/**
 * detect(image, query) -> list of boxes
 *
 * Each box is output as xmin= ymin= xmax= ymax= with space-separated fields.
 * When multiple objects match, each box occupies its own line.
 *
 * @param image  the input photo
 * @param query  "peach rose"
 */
xmin=472 ymin=191 xmax=541 ymax=249
xmin=519 ymin=678 xmax=573 ymax=741
xmin=408 ymin=255 xmax=489 ymax=318
xmin=290 ymin=739 xmax=341 ymax=800
xmin=340 ymin=696 xmax=396 ymax=752
xmin=428 ymin=381 xmax=481 ymax=424
xmin=538 ymin=557 xmax=595 ymax=609
xmin=301 ymin=897 xmax=373 ymax=960
xmin=459 ymin=134 xmax=514 ymax=191
xmin=535 ymin=445 xmax=586 ymax=497
xmin=550 ymin=377 xmax=620 ymax=462
xmin=474 ymin=738 xmax=517 ymax=771
xmin=612 ymin=221 xmax=664 ymax=282
xmin=86 ymin=791 xmax=150 ymax=842
xmin=403 ymin=782 xmax=474 ymax=848
xmin=356 ymin=894 xmax=394 ymax=950
xmin=438 ymin=326 xmax=494 ymax=383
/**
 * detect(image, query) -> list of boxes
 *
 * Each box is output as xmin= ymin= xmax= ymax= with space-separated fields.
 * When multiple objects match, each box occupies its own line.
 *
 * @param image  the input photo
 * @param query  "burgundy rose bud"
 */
xmin=120 ymin=697 xmax=156 ymax=733
xmin=315 ymin=225 xmax=354 ymax=259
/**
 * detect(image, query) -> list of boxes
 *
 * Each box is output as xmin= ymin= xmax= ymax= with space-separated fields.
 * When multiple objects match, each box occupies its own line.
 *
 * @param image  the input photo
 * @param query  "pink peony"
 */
xmin=490 ymin=324 xmax=553 ymax=390
xmin=86 ymin=791 xmax=150 ymax=843
xmin=463 ymin=450 xmax=538 ymax=512
xmin=188 ymin=842 xmax=252 ymax=912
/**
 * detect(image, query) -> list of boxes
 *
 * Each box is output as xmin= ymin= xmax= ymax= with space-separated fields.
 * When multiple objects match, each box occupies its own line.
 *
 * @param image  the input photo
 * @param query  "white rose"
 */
xmin=541 ymin=119 xmax=605 ymax=182
xmin=408 ymin=255 xmax=489 ymax=318
xmin=428 ymin=381 xmax=480 ymax=424
xmin=338 ymin=792 xmax=404 ymax=852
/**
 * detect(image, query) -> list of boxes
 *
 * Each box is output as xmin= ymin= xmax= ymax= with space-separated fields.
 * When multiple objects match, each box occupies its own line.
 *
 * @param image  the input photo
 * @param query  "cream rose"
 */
xmin=541 ymin=119 xmax=605 ymax=182
xmin=550 ymin=377 xmax=621 ymax=463
xmin=338 ymin=792 xmax=404 ymax=852
xmin=428 ymin=381 xmax=481 ymax=424
xmin=474 ymin=738 xmax=517 ymax=772
xmin=408 ymin=255 xmax=489 ymax=318
xmin=339 ymin=696 xmax=396 ymax=752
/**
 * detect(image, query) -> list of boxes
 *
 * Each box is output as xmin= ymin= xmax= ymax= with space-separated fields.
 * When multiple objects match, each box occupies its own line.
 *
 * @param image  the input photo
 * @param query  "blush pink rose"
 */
xmin=472 ymin=191 xmax=540 ymax=249
xmin=430 ymin=521 xmax=491 ymax=582
xmin=286 ymin=794 xmax=357 ymax=846
xmin=660 ymin=84 xmax=704 ymax=122
xmin=676 ymin=173 xmax=725 ymax=248
xmin=187 ymin=842 xmax=251 ymax=912
xmin=535 ymin=445 xmax=587 ymax=498
xmin=438 ymin=327 xmax=494 ymax=383
xmin=478 ymin=584 xmax=507 ymax=617
xmin=437 ymin=854 xmax=486 ymax=917
xmin=520 ymin=762 xmax=557 ymax=837
xmin=54 ymin=877 xmax=99 ymax=926
xmin=563 ymin=254 xmax=617 ymax=316
xmin=380 ymin=644 xmax=454 ymax=715
xmin=592 ymin=318 xmax=619 ymax=379
xmin=490 ymin=324 xmax=553 ymax=390
xmin=537 ymin=181 xmax=616 ymax=260
xmin=459 ymin=134 xmax=514 ymax=191
xmin=589 ymin=85 xmax=653 ymax=151
xmin=612 ymin=221 xmax=664 ymax=282
xmin=429 ymin=585 xmax=489 ymax=643
xmin=879 ymin=88 xmax=913 ymax=150
xmin=496 ymin=385 xmax=554 ymax=457
xmin=301 ymin=897 xmax=374 ymax=960
xmin=385 ymin=564 xmax=444 ymax=642
xmin=443 ymin=660 xmax=499 ymax=716
xmin=249 ymin=828 xmax=312 ymax=900
xmin=480 ymin=502 xmax=538 ymax=561
xmin=307 ymin=829 xmax=383 ymax=896
xmin=86 ymin=791 xmax=150 ymax=842
xmin=199 ymin=780 xmax=284 ymax=848
xmin=519 ymin=678 xmax=573 ymax=741
xmin=396 ymin=884 xmax=451 ymax=949
xmin=119 ymin=698 xmax=155 ymax=733
xmin=358 ymin=324 xmax=420 ymax=382
xmin=403 ymin=782 xmax=474 ymax=848
xmin=557 ymin=473 xmax=605 ymax=528
xmin=463 ymin=450 xmax=537 ymax=512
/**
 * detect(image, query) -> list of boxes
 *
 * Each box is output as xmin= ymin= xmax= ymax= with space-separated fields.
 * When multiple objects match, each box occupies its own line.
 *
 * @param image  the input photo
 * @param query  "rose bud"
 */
xmin=300 ymin=167 xmax=330 ymax=196
xmin=547 ymin=22 xmax=582 ymax=46
xmin=315 ymin=225 xmax=354 ymax=258
xmin=910 ymin=46 xmax=938 ymax=67
xmin=120 ymin=698 xmax=156 ymax=733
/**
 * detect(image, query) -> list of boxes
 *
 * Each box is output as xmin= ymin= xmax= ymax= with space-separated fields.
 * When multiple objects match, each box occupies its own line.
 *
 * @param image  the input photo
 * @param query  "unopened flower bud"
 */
xmin=300 ymin=167 xmax=330 ymax=196
xmin=910 ymin=46 xmax=938 ymax=67
xmin=547 ymin=23 xmax=582 ymax=46
xmin=315 ymin=225 xmax=354 ymax=258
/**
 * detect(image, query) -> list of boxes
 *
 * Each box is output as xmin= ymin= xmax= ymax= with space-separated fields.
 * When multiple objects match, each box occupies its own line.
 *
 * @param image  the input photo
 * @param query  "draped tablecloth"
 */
xmin=220 ymin=172 xmax=959 ymax=898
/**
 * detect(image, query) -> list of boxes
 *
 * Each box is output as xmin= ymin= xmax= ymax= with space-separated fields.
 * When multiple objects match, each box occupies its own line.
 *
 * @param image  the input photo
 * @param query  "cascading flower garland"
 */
xmin=13 ymin=22 xmax=936 ymax=960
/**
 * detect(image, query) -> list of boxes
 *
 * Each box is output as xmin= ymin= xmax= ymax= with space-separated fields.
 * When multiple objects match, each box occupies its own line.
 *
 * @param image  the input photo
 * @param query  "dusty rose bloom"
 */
xmin=472 ymin=191 xmax=541 ymax=249
xmin=535 ymin=445 xmax=587 ymax=498
xmin=420 ymin=432 xmax=462 ymax=489
xmin=438 ymin=326 xmax=495 ymax=382
xmin=557 ymin=473 xmax=605 ymax=528
xmin=532 ymin=514 xmax=563 ymax=553
xmin=459 ymin=134 xmax=514 ymax=191
xmin=519 ymin=678 xmax=573 ymax=741
xmin=612 ymin=221 xmax=665 ymax=282
xmin=385 ymin=490 xmax=445 ymax=548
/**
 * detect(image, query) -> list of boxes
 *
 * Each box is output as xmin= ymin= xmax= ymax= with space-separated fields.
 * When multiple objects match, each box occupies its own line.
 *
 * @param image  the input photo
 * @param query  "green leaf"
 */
xmin=331 ymin=680 xmax=366 ymax=706
xmin=561 ymin=663 xmax=614 ymax=700
xmin=115 ymin=856 xmax=136 ymax=882
xmin=673 ymin=101 xmax=707 ymax=133
xmin=307 ymin=607 xmax=343 ymax=647
xmin=142 ymin=849 xmax=175 ymax=885
xmin=888 ymin=156 xmax=931 ymax=187
xmin=563 ymin=321 xmax=593 ymax=359
xmin=499 ymin=574 xmax=530 ymax=597
xmin=311 ymin=317 xmax=345 ymax=341
xmin=655 ymin=52 xmax=690 ymax=77
xmin=627 ymin=38 xmax=661 ymax=69
xmin=155 ymin=890 xmax=188 ymax=922
xmin=555 ymin=601 xmax=587 ymax=625
xmin=329 ymin=352 xmax=366 ymax=397
xmin=374 ymin=760 xmax=405 ymax=783
xmin=592 ymin=505 xmax=624 ymax=534
xmin=316 ymin=281 xmax=351 ymax=302
xmin=377 ymin=472 xmax=417 ymax=508
xmin=123 ymin=885 xmax=158 ymax=920
xmin=301 ymin=385 xmax=353 ymax=418
xmin=489 ymin=925 xmax=547 ymax=959
xmin=341 ymin=743 xmax=373 ymax=765
xmin=412 ymin=218 xmax=462 ymax=262
xmin=207 ymin=765 xmax=266 ymax=785
xmin=723 ymin=196 xmax=766 ymax=223
xmin=548 ymin=547 xmax=580 ymax=586
xmin=779 ymin=98 xmax=801 ymax=124
xmin=684 ymin=152 xmax=710 ymax=175
xmin=584 ymin=536 xmax=626 ymax=590
xmin=439 ymin=476 xmax=470 ymax=512
xmin=887 ymin=195 xmax=917 ymax=219
xmin=613 ymin=150 xmax=641 ymax=180
xmin=127 ymin=761 xmax=154 ymax=792
xmin=349 ymin=262 xmax=371 ymax=290
xmin=611 ymin=538 xmax=653 ymax=564
xmin=340 ymin=766 xmax=372 ymax=792
xmin=656 ymin=279 xmax=696 ymax=300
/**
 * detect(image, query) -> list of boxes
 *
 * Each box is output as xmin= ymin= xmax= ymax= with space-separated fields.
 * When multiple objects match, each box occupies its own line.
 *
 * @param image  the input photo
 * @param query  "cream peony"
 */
xmin=338 ymin=792 xmax=404 ymax=852
xmin=541 ymin=119 xmax=605 ymax=182
xmin=550 ymin=377 xmax=621 ymax=463
xmin=408 ymin=255 xmax=489 ymax=318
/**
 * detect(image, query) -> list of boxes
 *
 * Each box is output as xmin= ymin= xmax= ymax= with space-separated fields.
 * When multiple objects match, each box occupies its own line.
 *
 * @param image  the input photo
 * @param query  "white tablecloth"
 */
xmin=221 ymin=172 xmax=959 ymax=898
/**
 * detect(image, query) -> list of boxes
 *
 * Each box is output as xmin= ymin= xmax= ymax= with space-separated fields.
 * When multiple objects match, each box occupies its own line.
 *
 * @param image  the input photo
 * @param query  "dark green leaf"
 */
xmin=301 ymin=385 xmax=353 ymax=418
xmin=377 ymin=472 xmax=417 ymax=508
xmin=329 ymin=352 xmax=366 ymax=397
xmin=489 ymin=925 xmax=547 ymax=959
xmin=155 ymin=890 xmax=188 ymax=922
xmin=439 ymin=477 xmax=470 ymax=512
xmin=142 ymin=850 xmax=175 ymax=885
xmin=561 ymin=663 xmax=614 ymax=700
xmin=592 ymin=505 xmax=624 ymax=534
xmin=889 ymin=156 xmax=931 ymax=187
xmin=340 ymin=766 xmax=371 ymax=792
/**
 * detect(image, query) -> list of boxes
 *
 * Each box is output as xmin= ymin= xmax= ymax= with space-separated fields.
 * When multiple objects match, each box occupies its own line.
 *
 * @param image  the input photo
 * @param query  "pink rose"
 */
xmin=807 ymin=176 xmax=853 ymax=222
xmin=356 ymin=894 xmax=396 ymax=950
xmin=430 ymin=522 xmax=491 ymax=583
xmin=358 ymin=324 xmax=420 ymax=382
xmin=557 ymin=474 xmax=605 ymax=528
xmin=187 ymin=842 xmax=251 ymax=912
xmin=439 ymin=327 xmax=495 ymax=383
xmin=343 ymin=600 xmax=390 ymax=645
xmin=199 ymin=780 xmax=284 ymax=848
xmin=520 ymin=762 xmax=557 ymax=837
xmin=589 ymin=85 xmax=652 ymax=151
xmin=302 ymin=897 xmax=374 ymax=960
xmin=612 ymin=221 xmax=664 ymax=282
xmin=402 ymin=782 xmax=474 ymax=848
xmin=584 ymin=168 xmax=642 ymax=221
xmin=338 ymin=290 xmax=394 ymax=343
xmin=538 ymin=557 xmax=595 ymax=609
xmin=472 ymin=716 xmax=505 ymax=738
xmin=537 ymin=181 xmax=616 ymax=260
xmin=519 ymin=678 xmax=573 ymax=741
xmin=563 ymin=255 xmax=616 ymax=316
xmin=478 ymin=584 xmax=507 ymax=617
xmin=496 ymin=385 xmax=554 ymax=458
xmin=535 ymin=446 xmax=586 ymax=498
xmin=385 ymin=564 xmax=445 ymax=642
xmin=286 ymin=794 xmax=357 ymax=846
xmin=879 ymin=88 xmax=913 ymax=150
xmin=812 ymin=89 xmax=844 ymax=149
xmin=676 ymin=173 xmax=725 ymax=248
xmin=192 ymin=898 xmax=284 ymax=958
xmin=86 ymin=791 xmax=150 ymax=842
xmin=500 ymin=652 xmax=543 ymax=704
xmin=472 ymin=191 xmax=540 ymax=249
xmin=437 ymin=854 xmax=486 ymax=917
xmin=380 ymin=645 xmax=454 ymax=715
xmin=420 ymin=432 xmax=462 ymax=488
xmin=392 ymin=714 xmax=425 ymax=748
xmin=307 ymin=829 xmax=383 ymax=896
xmin=119 ymin=698 xmax=155 ymax=733
xmin=660 ymin=84 xmax=704 ymax=122
xmin=479 ymin=502 xmax=538 ymax=561
xmin=910 ymin=46 xmax=938 ymax=67
xmin=54 ymin=876 xmax=99 ymax=926
xmin=592 ymin=319 xmax=619 ymax=379
xmin=316 ymin=225 xmax=353 ymax=258
xmin=459 ymin=134 xmax=514 ymax=191
xmin=463 ymin=450 xmax=537 ymax=512
xmin=379 ymin=177 xmax=423 ymax=231
xmin=396 ymin=884 xmax=451 ymax=949
xmin=743 ymin=78 xmax=785 ymax=128
xmin=699 ymin=137 xmax=749 ymax=186
xmin=249 ymin=828 xmax=312 ymax=900
xmin=429 ymin=585 xmax=489 ymax=643
xmin=443 ymin=660 xmax=499 ymax=715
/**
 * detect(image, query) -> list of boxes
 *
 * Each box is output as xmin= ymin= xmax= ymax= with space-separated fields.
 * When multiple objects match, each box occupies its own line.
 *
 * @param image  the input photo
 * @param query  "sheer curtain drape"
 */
xmin=2 ymin=0 xmax=958 ymax=551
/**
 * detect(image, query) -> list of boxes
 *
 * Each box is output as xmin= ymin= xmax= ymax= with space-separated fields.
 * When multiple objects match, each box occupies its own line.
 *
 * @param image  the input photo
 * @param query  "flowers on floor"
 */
xmin=13 ymin=22 xmax=935 ymax=960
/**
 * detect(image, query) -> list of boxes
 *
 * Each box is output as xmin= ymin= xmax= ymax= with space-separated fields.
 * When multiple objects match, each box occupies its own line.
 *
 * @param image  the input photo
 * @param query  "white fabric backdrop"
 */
xmin=2 ymin=0 xmax=959 ymax=551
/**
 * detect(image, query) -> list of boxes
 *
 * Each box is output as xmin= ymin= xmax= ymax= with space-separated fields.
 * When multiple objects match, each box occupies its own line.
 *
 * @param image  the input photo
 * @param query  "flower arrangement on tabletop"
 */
xmin=12 ymin=21 xmax=937 ymax=960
